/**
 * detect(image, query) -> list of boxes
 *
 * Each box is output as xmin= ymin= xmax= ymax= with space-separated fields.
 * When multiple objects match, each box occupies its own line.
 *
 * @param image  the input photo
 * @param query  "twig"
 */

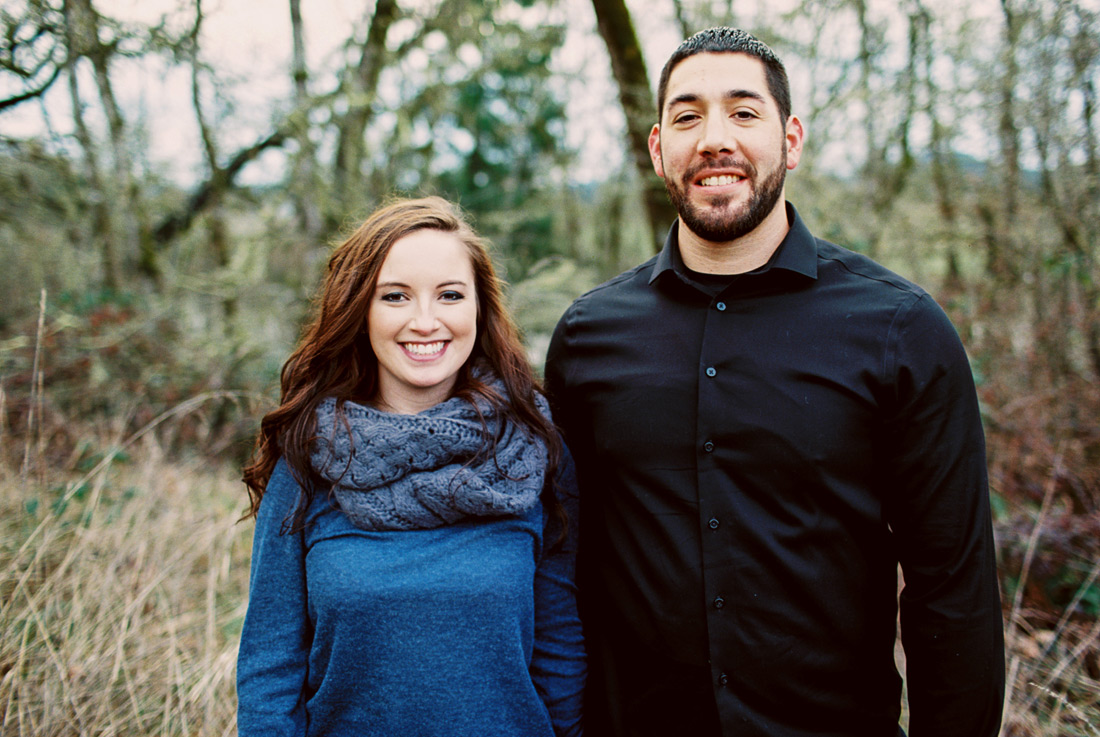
xmin=1026 ymin=555 xmax=1100 ymax=705
xmin=35 ymin=367 xmax=44 ymax=485
xmin=1002 ymin=448 xmax=1063 ymax=715
xmin=1034 ymin=616 xmax=1100 ymax=718
xmin=1028 ymin=681 xmax=1100 ymax=737
xmin=0 ymin=381 xmax=7 ymax=457
xmin=21 ymin=289 xmax=47 ymax=482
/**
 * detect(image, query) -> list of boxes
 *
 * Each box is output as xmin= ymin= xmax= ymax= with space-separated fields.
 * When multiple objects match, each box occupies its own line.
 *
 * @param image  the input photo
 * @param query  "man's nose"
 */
xmin=698 ymin=113 xmax=737 ymax=157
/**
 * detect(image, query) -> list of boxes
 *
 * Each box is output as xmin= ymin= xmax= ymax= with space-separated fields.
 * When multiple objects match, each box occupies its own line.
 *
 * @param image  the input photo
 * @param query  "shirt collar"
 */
xmin=649 ymin=202 xmax=819 ymax=286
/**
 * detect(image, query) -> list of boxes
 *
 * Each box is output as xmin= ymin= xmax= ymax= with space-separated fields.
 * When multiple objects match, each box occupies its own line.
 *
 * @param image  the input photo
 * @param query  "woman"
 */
xmin=237 ymin=196 xmax=584 ymax=736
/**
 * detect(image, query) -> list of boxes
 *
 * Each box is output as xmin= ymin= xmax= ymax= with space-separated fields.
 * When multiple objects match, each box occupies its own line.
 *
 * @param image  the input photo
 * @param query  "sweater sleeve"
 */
xmin=883 ymin=295 xmax=1005 ymax=737
xmin=530 ymin=447 xmax=586 ymax=737
xmin=236 ymin=459 xmax=313 ymax=737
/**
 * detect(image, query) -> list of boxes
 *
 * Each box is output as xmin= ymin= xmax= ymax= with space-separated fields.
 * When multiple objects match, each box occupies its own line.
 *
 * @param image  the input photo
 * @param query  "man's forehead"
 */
xmin=666 ymin=52 xmax=769 ymax=93
xmin=662 ymin=52 xmax=774 ymax=119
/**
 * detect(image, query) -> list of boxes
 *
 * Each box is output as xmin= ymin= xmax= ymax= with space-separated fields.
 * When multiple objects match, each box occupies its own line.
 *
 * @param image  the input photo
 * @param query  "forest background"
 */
xmin=1 ymin=0 xmax=1098 ymax=734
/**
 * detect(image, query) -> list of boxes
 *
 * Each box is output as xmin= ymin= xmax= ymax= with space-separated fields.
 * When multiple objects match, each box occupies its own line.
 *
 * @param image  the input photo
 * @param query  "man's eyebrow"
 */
xmin=666 ymin=89 xmax=767 ymax=110
xmin=724 ymin=89 xmax=767 ymax=104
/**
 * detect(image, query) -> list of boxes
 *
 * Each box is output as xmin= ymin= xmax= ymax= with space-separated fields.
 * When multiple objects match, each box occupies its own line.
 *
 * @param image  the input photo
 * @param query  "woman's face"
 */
xmin=368 ymin=229 xmax=478 ymax=414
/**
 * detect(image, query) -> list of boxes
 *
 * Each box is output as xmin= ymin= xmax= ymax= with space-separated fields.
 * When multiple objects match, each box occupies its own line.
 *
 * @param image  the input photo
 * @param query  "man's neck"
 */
xmin=677 ymin=202 xmax=791 ymax=275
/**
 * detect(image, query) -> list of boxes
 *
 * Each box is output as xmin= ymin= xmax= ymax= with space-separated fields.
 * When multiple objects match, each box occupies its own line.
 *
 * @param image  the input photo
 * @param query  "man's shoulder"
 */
xmin=811 ymin=237 xmax=963 ymax=342
xmin=814 ymin=238 xmax=928 ymax=300
xmin=560 ymin=256 xmax=659 ymax=317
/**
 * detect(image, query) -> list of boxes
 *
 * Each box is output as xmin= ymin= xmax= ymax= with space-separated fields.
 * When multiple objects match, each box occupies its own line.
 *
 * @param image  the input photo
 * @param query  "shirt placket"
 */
xmin=697 ymin=293 xmax=736 ymax=698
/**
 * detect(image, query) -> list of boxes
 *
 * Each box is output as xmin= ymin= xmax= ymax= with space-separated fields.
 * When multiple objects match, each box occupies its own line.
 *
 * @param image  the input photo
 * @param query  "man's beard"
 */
xmin=664 ymin=148 xmax=787 ymax=243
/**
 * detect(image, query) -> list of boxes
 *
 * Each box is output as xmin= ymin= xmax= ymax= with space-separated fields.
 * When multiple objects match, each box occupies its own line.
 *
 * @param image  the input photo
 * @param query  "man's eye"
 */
xmin=674 ymin=113 xmax=700 ymax=124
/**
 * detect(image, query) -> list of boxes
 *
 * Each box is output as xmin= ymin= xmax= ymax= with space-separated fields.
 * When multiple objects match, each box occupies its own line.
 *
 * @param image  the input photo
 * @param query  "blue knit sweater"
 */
xmin=236 ymin=454 xmax=585 ymax=736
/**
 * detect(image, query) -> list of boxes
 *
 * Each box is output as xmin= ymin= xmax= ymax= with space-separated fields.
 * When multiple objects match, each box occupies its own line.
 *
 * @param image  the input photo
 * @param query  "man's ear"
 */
xmin=648 ymin=124 xmax=665 ymax=179
xmin=785 ymin=115 xmax=805 ymax=171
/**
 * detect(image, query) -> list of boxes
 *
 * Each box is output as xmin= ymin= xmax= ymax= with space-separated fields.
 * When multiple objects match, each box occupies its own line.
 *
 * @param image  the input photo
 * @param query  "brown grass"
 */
xmin=0 ymin=437 xmax=251 ymax=736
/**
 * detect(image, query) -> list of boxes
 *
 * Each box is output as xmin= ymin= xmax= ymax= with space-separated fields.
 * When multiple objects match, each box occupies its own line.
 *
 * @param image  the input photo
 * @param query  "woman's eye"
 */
xmin=379 ymin=292 xmax=407 ymax=303
xmin=440 ymin=290 xmax=465 ymax=302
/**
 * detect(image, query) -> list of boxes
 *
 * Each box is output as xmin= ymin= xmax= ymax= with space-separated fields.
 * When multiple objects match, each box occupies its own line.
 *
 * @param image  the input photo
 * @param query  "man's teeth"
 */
xmin=404 ymin=341 xmax=445 ymax=355
xmin=700 ymin=175 xmax=741 ymax=186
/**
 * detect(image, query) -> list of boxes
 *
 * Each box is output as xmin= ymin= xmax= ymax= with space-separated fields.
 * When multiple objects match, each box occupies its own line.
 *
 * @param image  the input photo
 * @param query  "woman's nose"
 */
xmin=409 ymin=304 xmax=439 ymax=333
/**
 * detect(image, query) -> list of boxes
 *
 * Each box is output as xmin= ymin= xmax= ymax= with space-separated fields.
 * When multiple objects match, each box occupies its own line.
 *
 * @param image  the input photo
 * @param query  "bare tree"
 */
xmin=1025 ymin=1 xmax=1100 ymax=379
xmin=69 ymin=0 xmax=157 ymax=280
xmin=920 ymin=7 xmax=963 ymax=290
xmin=853 ymin=0 xmax=918 ymax=258
xmin=185 ymin=0 xmax=238 ymax=319
xmin=64 ymin=36 xmax=121 ymax=289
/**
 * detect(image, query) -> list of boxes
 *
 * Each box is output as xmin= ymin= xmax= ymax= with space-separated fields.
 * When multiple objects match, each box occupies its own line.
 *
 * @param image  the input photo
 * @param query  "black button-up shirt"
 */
xmin=545 ymin=204 xmax=1004 ymax=737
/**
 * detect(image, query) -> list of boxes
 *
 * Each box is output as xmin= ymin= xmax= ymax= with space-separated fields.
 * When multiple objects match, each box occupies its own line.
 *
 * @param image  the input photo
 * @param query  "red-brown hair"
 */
xmin=242 ymin=196 xmax=562 ymax=529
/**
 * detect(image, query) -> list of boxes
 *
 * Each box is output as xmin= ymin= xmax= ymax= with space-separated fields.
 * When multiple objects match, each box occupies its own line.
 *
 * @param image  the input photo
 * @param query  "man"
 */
xmin=545 ymin=27 xmax=1004 ymax=737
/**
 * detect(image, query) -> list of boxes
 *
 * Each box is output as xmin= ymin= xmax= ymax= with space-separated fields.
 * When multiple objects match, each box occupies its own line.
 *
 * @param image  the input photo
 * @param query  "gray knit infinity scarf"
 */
xmin=311 ymin=384 xmax=547 ymax=531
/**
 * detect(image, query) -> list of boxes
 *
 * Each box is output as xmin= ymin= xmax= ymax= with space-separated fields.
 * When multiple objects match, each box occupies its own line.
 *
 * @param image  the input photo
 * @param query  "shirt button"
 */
xmin=708 ymin=518 xmax=720 ymax=529
xmin=716 ymin=301 xmax=726 ymax=311
xmin=718 ymin=673 xmax=729 ymax=686
xmin=713 ymin=596 xmax=725 ymax=609
xmin=703 ymin=441 xmax=714 ymax=452
xmin=705 ymin=367 xmax=717 ymax=377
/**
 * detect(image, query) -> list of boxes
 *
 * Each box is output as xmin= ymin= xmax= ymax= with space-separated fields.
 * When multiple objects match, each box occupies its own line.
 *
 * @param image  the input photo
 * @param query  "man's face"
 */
xmin=648 ymin=52 xmax=802 ymax=244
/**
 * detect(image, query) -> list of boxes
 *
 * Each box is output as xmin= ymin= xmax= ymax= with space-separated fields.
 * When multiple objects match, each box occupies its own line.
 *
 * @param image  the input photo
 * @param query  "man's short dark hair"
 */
xmin=656 ymin=27 xmax=791 ymax=125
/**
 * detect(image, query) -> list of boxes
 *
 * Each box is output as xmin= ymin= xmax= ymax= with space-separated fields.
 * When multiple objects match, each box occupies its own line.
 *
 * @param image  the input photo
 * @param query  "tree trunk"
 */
xmin=187 ymin=0 xmax=236 ymax=319
xmin=590 ymin=0 xmax=678 ymax=250
xmin=989 ymin=0 xmax=1023 ymax=286
xmin=69 ymin=0 xmax=157 ymax=282
xmin=1073 ymin=18 xmax=1100 ymax=380
xmin=331 ymin=0 xmax=400 ymax=220
xmin=916 ymin=2 xmax=962 ymax=291
xmin=604 ymin=184 xmax=623 ymax=279
xmin=671 ymin=0 xmax=692 ymax=39
xmin=65 ymin=57 xmax=121 ymax=291
xmin=288 ymin=0 xmax=323 ymax=240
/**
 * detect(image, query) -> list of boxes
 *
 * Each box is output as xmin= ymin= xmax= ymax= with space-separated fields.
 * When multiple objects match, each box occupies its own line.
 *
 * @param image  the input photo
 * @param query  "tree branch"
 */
xmin=0 ymin=60 xmax=63 ymax=113
xmin=152 ymin=126 xmax=290 ymax=244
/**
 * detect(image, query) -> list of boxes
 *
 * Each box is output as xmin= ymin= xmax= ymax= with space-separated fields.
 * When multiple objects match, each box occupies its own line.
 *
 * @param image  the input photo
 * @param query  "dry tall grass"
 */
xmin=0 ymin=436 xmax=250 ymax=736
xmin=3 ymin=427 xmax=1098 ymax=735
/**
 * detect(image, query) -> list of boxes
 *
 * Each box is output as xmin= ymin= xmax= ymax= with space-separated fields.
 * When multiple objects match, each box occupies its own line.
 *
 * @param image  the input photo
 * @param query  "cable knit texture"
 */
xmin=311 ymin=381 xmax=547 ymax=531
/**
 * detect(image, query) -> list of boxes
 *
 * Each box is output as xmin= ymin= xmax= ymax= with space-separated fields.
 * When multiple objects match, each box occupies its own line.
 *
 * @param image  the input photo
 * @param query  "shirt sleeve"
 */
xmin=530 ymin=446 xmax=586 ymax=737
xmin=544 ymin=307 xmax=579 ymax=445
xmin=236 ymin=459 xmax=313 ymax=737
xmin=883 ymin=294 xmax=1005 ymax=737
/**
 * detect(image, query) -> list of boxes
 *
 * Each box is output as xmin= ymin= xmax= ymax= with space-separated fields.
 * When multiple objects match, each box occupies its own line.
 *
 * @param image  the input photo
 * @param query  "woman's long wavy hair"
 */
xmin=242 ymin=196 xmax=563 ymax=530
